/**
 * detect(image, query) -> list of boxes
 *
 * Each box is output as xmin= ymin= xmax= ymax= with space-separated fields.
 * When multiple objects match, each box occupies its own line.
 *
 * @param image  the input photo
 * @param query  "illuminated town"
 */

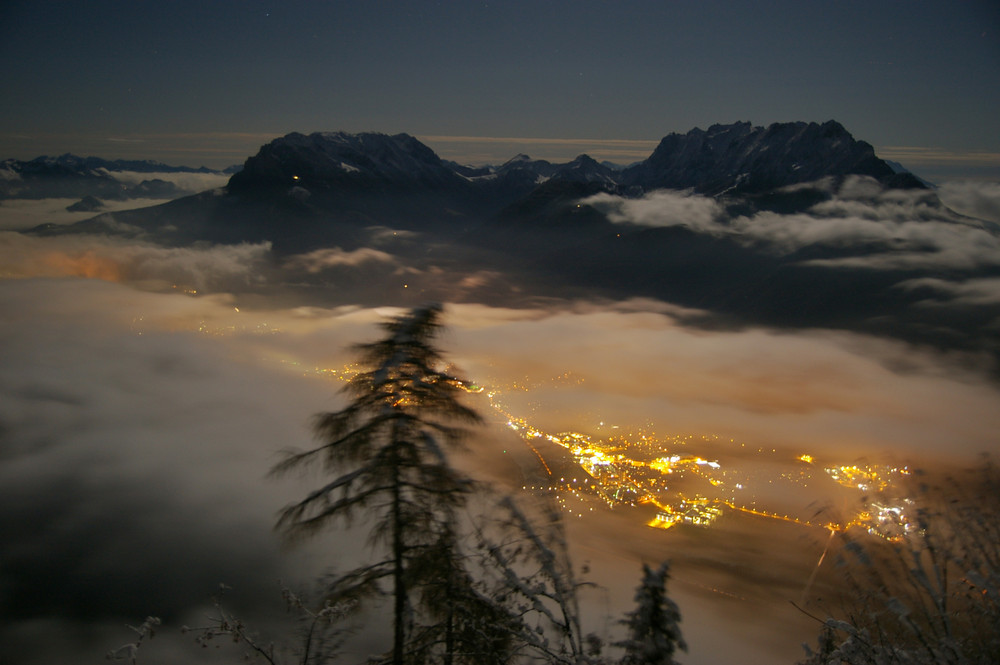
xmin=187 ymin=317 xmax=920 ymax=545
xmin=482 ymin=379 xmax=918 ymax=542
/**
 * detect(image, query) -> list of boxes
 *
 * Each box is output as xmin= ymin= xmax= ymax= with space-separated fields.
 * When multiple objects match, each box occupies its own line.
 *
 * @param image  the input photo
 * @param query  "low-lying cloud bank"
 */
xmin=899 ymin=276 xmax=1000 ymax=307
xmin=937 ymin=179 xmax=1000 ymax=225
xmin=0 ymin=280 xmax=337 ymax=664
xmin=579 ymin=178 xmax=1000 ymax=342
xmin=100 ymin=170 xmax=230 ymax=195
xmin=0 ymin=232 xmax=272 ymax=292
xmin=283 ymin=246 xmax=397 ymax=273
xmin=0 ymin=198 xmax=186 ymax=232
xmin=443 ymin=301 xmax=1000 ymax=462
xmin=1 ymin=274 xmax=998 ymax=664
xmin=582 ymin=176 xmax=1000 ymax=272
xmin=2 ymin=176 xmax=999 ymax=662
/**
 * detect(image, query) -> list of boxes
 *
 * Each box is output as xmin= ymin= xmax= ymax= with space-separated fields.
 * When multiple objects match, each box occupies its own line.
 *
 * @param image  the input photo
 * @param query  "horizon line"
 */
xmin=2 ymin=132 xmax=999 ymax=176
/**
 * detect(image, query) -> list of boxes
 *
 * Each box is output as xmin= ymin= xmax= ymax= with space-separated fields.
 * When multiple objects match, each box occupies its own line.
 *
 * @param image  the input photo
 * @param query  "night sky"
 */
xmin=1 ymin=0 xmax=998 ymax=178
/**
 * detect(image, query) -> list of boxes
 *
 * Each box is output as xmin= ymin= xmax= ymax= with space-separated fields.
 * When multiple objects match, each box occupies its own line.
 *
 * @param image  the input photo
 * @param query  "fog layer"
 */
xmin=2 ymin=178 xmax=999 ymax=663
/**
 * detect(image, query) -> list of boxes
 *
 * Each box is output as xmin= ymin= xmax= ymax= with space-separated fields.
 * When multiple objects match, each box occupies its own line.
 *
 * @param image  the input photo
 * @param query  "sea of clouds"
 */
xmin=2 ymin=177 xmax=1000 ymax=664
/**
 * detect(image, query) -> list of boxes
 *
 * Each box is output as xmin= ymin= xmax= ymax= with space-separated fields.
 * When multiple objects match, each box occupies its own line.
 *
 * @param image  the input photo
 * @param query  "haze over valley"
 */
xmin=4 ymin=122 xmax=1000 ymax=664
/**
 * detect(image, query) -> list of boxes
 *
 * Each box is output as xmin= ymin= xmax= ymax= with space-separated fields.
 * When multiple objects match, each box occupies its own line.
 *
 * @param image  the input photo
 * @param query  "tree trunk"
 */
xmin=391 ymin=434 xmax=405 ymax=665
xmin=444 ymin=594 xmax=454 ymax=665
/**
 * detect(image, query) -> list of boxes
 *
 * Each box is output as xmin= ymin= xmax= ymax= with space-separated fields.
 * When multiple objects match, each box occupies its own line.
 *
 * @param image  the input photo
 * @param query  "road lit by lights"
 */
xmin=480 ymin=373 xmax=918 ymax=541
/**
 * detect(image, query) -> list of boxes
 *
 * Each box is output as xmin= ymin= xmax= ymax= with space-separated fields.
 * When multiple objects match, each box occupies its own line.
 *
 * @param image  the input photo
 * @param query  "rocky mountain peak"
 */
xmin=227 ymin=131 xmax=461 ymax=193
xmin=622 ymin=120 xmax=905 ymax=195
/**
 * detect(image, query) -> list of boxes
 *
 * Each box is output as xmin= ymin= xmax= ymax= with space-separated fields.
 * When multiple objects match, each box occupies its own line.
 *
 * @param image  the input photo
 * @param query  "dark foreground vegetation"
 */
xmin=799 ymin=461 xmax=1000 ymax=665
xmin=108 ymin=307 xmax=999 ymax=665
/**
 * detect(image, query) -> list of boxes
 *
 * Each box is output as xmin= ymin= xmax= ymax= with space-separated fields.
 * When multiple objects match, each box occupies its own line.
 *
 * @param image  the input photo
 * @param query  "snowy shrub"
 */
xmin=800 ymin=459 xmax=1000 ymax=665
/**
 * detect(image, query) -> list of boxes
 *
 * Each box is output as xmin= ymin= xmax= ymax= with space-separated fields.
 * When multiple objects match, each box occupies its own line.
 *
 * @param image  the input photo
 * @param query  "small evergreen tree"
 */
xmin=271 ymin=305 xmax=483 ymax=665
xmin=616 ymin=562 xmax=686 ymax=665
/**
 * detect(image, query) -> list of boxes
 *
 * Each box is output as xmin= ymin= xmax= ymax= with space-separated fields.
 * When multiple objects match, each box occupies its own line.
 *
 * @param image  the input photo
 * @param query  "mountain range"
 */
xmin=225 ymin=120 xmax=923 ymax=206
xmin=19 ymin=121 xmax=1000 ymax=374
xmin=31 ymin=121 xmax=925 ymax=247
xmin=0 ymin=154 xmax=238 ymax=201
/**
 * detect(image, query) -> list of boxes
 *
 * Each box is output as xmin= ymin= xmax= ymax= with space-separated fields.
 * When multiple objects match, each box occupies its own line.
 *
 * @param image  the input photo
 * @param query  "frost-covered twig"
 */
xmin=106 ymin=616 xmax=161 ymax=664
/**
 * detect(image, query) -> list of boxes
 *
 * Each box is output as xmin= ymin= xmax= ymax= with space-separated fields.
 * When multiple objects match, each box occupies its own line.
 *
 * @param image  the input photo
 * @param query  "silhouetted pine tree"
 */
xmin=271 ymin=305 xmax=484 ymax=665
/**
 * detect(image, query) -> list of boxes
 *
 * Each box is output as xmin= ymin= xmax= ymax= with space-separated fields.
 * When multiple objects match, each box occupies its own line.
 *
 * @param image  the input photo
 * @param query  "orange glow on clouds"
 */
xmin=42 ymin=250 xmax=123 ymax=282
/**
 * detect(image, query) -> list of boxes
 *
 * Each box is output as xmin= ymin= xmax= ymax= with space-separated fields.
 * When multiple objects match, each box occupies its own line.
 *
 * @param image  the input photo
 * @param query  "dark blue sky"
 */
xmin=1 ymin=0 xmax=998 ymax=177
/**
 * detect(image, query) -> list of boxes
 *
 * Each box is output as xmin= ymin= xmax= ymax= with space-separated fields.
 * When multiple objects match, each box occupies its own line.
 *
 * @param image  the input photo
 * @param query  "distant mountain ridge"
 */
xmin=6 ymin=122 xmax=923 ymax=205
xmin=25 ymin=154 xmax=235 ymax=174
xmin=227 ymin=121 xmax=925 ymax=203
xmin=30 ymin=120 xmax=932 ymax=251
xmin=0 ymin=154 xmax=239 ymax=200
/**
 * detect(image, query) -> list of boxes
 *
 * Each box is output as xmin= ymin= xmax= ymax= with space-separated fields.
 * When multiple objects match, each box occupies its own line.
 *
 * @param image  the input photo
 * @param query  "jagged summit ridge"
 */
xmin=228 ymin=131 xmax=464 ymax=193
xmin=553 ymin=154 xmax=618 ymax=185
xmin=621 ymin=120 xmax=903 ymax=195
